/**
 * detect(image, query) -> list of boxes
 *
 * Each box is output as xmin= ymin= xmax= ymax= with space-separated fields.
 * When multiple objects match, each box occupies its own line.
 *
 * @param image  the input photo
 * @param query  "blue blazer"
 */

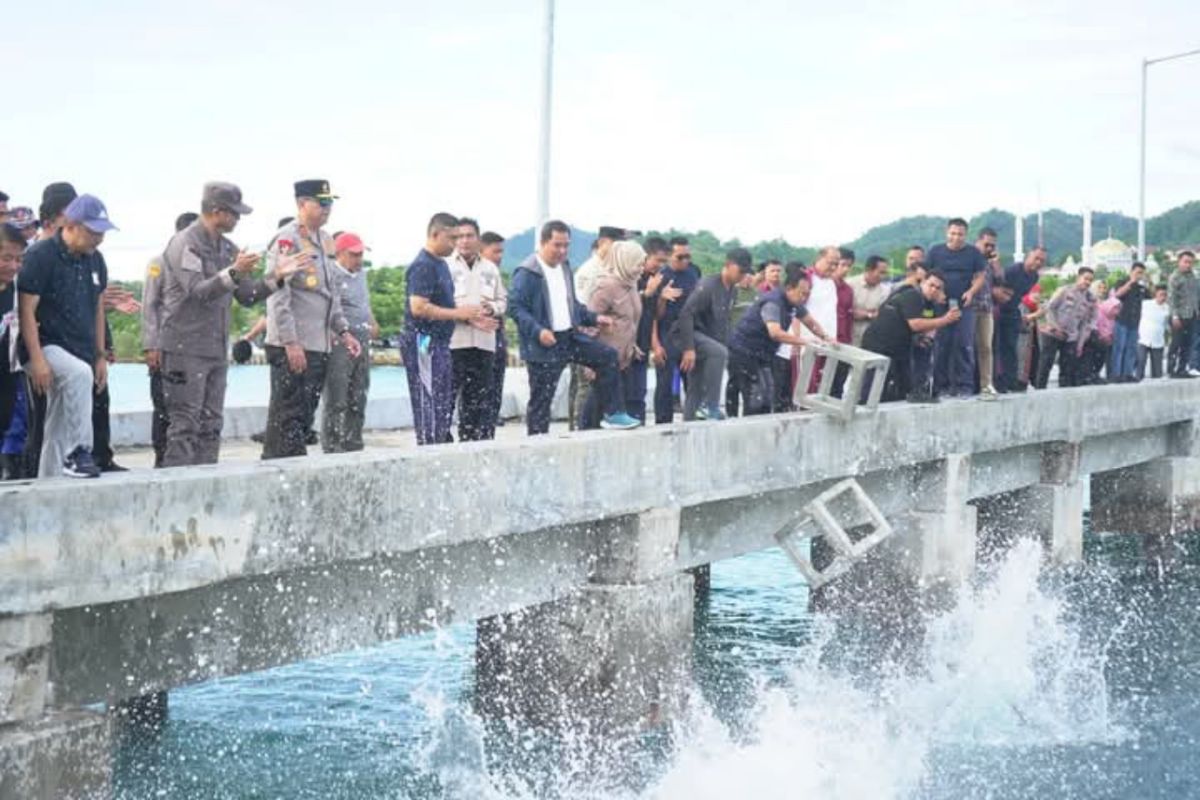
xmin=508 ymin=254 xmax=598 ymax=363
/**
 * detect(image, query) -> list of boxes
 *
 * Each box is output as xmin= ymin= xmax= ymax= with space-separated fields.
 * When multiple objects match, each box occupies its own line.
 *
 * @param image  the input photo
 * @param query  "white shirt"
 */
xmin=541 ymin=257 xmax=573 ymax=333
xmin=1139 ymin=299 xmax=1169 ymax=349
xmin=808 ymin=273 xmax=839 ymax=336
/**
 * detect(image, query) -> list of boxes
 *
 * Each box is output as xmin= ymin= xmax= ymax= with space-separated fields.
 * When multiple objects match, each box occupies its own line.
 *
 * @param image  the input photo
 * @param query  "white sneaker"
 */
xmin=980 ymin=386 xmax=999 ymax=401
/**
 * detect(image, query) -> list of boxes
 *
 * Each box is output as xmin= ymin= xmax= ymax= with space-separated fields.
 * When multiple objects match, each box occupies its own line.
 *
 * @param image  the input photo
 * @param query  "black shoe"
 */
xmin=251 ymin=431 xmax=266 ymax=443
xmin=305 ymin=429 xmax=319 ymax=446
xmin=1170 ymin=373 xmax=1194 ymax=379
xmin=100 ymin=462 xmax=129 ymax=473
xmin=63 ymin=447 xmax=101 ymax=479
xmin=906 ymin=390 xmax=939 ymax=404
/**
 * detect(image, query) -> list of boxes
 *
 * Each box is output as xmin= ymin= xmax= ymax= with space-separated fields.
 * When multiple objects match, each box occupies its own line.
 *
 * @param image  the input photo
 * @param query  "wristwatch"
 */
xmin=227 ymin=266 xmax=238 ymax=281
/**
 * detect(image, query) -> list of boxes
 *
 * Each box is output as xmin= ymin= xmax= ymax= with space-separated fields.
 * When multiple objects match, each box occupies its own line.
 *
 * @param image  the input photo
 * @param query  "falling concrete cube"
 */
xmin=794 ymin=342 xmax=890 ymax=421
xmin=775 ymin=479 xmax=895 ymax=589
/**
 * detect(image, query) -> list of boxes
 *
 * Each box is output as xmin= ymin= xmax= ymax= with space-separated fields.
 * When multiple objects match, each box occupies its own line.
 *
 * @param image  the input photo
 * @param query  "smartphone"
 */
xmin=948 ymin=299 xmax=960 ymax=310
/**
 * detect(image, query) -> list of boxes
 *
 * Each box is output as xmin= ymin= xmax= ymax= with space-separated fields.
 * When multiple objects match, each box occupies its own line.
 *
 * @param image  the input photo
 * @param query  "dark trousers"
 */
xmin=582 ymin=363 xmax=642 ymax=429
xmin=526 ymin=332 xmax=619 ymax=436
xmin=451 ymin=347 xmax=496 ymax=442
xmin=862 ymin=345 xmax=910 ymax=403
xmin=92 ymin=384 xmax=114 ymax=468
xmin=727 ymin=350 xmax=774 ymax=416
xmin=993 ymin=312 xmax=1021 ymax=393
xmin=653 ymin=352 xmax=682 ymax=425
xmin=933 ymin=305 xmax=976 ymax=396
xmin=489 ymin=332 xmax=507 ymax=432
xmin=149 ymin=369 xmax=169 ymax=467
xmin=0 ymin=369 xmax=18 ymax=446
xmin=1082 ymin=338 xmax=1110 ymax=384
xmin=1168 ymin=317 xmax=1195 ymax=376
xmin=1137 ymin=345 xmax=1164 ymax=379
xmin=400 ymin=333 xmax=454 ymax=446
xmin=1037 ymin=334 xmax=1081 ymax=388
xmin=911 ymin=338 xmax=934 ymax=395
xmin=627 ymin=359 xmax=649 ymax=423
xmin=321 ymin=340 xmax=371 ymax=453
xmin=22 ymin=374 xmax=47 ymax=476
xmin=725 ymin=369 xmax=741 ymax=418
xmin=772 ymin=356 xmax=793 ymax=412
xmin=263 ymin=345 xmax=328 ymax=459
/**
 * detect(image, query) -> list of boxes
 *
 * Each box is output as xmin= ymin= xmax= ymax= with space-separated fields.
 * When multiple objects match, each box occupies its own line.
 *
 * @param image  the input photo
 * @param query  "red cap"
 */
xmin=334 ymin=232 xmax=369 ymax=253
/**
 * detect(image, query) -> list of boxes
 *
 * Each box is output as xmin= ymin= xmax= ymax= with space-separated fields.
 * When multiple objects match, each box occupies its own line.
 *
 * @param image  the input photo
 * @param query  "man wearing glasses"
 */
xmin=263 ymin=179 xmax=361 ymax=459
xmin=158 ymin=183 xmax=305 ymax=467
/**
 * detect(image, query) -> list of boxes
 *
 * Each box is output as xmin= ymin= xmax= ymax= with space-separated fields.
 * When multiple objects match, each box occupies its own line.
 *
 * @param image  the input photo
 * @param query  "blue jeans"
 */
xmin=933 ymin=305 xmax=977 ymax=396
xmin=1110 ymin=321 xmax=1138 ymax=378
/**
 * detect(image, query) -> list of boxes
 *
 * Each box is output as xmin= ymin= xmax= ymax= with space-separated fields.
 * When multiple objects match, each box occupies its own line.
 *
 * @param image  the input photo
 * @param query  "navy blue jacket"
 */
xmin=508 ymin=254 xmax=598 ymax=363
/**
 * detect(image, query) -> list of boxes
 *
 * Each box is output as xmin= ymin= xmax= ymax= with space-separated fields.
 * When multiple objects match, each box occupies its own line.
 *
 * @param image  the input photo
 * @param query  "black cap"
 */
xmin=293 ymin=179 xmax=338 ymax=200
xmin=232 ymin=339 xmax=253 ymax=364
xmin=597 ymin=226 xmax=641 ymax=241
xmin=202 ymin=182 xmax=253 ymax=215
xmin=39 ymin=182 xmax=77 ymax=222
xmin=727 ymin=247 xmax=754 ymax=274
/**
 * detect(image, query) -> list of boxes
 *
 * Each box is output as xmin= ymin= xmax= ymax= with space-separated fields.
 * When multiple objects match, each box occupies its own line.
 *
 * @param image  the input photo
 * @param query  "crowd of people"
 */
xmin=0 ymin=182 xmax=1192 ymax=479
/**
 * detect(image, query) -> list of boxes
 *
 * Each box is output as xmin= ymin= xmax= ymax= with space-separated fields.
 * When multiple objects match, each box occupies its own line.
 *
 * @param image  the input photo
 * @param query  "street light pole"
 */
xmin=1138 ymin=58 xmax=1147 ymax=261
xmin=1138 ymin=47 xmax=1200 ymax=261
xmin=536 ymin=0 xmax=556 ymax=228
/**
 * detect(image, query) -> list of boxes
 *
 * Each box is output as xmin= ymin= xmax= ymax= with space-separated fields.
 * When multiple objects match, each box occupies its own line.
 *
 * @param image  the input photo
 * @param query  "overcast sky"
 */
xmin=2 ymin=0 xmax=1198 ymax=279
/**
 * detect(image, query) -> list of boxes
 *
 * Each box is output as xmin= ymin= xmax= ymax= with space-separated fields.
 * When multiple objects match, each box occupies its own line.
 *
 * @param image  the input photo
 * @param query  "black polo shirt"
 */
xmin=17 ymin=233 xmax=108 ymax=364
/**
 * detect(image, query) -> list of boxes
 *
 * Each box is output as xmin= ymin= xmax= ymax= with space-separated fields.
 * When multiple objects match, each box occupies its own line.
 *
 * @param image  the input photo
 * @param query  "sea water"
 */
xmin=114 ymin=530 xmax=1200 ymax=799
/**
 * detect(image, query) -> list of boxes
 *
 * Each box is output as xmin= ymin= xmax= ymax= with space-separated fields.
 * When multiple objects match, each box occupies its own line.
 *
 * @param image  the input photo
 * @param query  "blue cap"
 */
xmin=64 ymin=194 xmax=117 ymax=233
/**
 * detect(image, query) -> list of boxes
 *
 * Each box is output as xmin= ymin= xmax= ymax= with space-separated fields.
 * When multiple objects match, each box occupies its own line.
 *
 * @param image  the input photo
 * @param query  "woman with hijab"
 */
xmin=581 ymin=240 xmax=646 ymax=429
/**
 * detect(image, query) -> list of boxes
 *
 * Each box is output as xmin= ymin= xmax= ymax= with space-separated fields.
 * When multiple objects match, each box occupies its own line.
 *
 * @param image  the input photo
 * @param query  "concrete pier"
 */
xmin=476 ymin=507 xmax=695 ymax=731
xmin=3 ymin=382 xmax=1200 ymax=792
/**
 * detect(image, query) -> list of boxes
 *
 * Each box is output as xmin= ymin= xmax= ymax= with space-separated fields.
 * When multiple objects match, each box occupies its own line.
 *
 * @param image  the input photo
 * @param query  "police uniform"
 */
xmin=140 ymin=253 xmax=169 ymax=466
xmin=262 ymin=179 xmax=352 ymax=459
xmin=159 ymin=182 xmax=279 ymax=467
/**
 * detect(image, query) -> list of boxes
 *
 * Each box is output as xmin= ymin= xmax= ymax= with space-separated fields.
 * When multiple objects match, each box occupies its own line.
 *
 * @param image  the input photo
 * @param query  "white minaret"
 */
xmin=1014 ymin=211 xmax=1024 ymax=262
xmin=1082 ymin=206 xmax=1093 ymax=267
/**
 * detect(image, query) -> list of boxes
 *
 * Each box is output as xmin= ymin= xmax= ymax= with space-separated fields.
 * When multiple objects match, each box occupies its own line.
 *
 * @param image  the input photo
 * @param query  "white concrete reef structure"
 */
xmin=3 ymin=382 xmax=1200 ymax=798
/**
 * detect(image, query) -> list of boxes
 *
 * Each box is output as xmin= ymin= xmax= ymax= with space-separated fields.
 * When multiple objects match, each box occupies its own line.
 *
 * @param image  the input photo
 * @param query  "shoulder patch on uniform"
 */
xmin=147 ymin=262 xmax=161 ymax=278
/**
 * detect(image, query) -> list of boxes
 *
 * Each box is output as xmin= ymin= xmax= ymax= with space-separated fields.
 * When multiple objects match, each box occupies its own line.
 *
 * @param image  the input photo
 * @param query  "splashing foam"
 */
xmin=413 ymin=539 xmax=1116 ymax=800
xmin=646 ymin=539 xmax=1116 ymax=800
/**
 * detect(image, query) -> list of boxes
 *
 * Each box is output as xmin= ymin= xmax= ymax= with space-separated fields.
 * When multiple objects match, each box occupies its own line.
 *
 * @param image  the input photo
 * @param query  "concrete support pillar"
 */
xmin=475 ymin=508 xmax=694 ymax=732
xmin=0 ymin=711 xmax=112 ymax=800
xmin=1033 ymin=441 xmax=1084 ymax=564
xmin=978 ymin=441 xmax=1084 ymax=565
xmin=1020 ymin=482 xmax=1085 ymax=564
xmin=1092 ymin=456 xmax=1200 ymax=535
xmin=1 ymin=614 xmax=52 ymax=725
xmin=0 ymin=614 xmax=113 ymax=799
xmin=900 ymin=454 xmax=978 ymax=591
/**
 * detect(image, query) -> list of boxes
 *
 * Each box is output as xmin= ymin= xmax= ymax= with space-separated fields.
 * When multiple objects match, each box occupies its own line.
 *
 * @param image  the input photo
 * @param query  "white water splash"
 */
xmin=407 ymin=538 xmax=1116 ymax=800
xmin=643 ymin=539 xmax=1116 ymax=800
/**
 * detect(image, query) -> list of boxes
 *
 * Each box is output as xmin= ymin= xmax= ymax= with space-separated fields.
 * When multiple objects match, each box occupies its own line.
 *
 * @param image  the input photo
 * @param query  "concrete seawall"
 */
xmin=109 ymin=366 xmax=573 ymax=446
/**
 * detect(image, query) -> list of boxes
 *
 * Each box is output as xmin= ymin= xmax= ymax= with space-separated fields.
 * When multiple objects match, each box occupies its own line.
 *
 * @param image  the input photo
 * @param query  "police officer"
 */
xmin=262 ymin=179 xmax=362 ymax=459
xmin=159 ymin=182 xmax=302 ymax=467
xmin=142 ymin=211 xmax=198 ymax=467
